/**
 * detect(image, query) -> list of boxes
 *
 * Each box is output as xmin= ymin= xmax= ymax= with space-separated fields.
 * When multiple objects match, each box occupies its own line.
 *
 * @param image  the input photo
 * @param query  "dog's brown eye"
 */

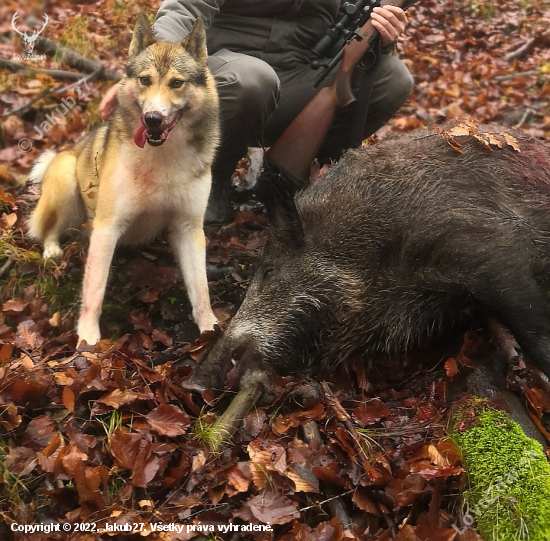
xmin=139 ymin=76 xmax=151 ymax=86
xmin=170 ymin=79 xmax=184 ymax=89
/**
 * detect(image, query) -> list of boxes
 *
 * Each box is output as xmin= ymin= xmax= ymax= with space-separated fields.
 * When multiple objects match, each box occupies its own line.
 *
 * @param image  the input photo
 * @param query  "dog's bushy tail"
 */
xmin=28 ymin=150 xmax=57 ymax=184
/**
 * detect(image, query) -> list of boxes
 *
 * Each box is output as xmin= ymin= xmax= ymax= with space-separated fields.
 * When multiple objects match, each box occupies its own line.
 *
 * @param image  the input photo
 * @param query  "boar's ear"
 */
xmin=129 ymin=13 xmax=156 ymax=57
xmin=182 ymin=18 xmax=208 ymax=65
xmin=255 ymin=157 xmax=305 ymax=248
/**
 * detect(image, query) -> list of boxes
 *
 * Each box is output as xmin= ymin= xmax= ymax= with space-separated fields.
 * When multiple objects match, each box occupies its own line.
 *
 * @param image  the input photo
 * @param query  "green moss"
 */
xmin=0 ymin=232 xmax=81 ymax=312
xmin=451 ymin=402 xmax=550 ymax=541
xmin=1 ymin=266 xmax=81 ymax=313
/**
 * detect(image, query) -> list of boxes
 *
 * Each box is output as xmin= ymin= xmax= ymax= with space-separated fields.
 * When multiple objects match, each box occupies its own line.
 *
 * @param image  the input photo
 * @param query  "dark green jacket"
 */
xmin=154 ymin=0 xmax=340 ymax=68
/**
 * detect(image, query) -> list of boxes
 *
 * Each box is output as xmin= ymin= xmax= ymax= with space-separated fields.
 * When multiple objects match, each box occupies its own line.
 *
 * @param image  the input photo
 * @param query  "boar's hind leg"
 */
xmin=474 ymin=275 xmax=550 ymax=378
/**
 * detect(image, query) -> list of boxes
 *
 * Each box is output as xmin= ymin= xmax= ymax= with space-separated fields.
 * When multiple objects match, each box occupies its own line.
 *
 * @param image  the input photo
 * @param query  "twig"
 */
xmin=428 ymin=477 xmax=444 ymax=528
xmin=0 ymin=58 xmax=87 ymax=81
xmin=0 ymin=66 xmax=105 ymax=119
xmin=0 ymin=258 xmax=14 ymax=279
xmin=299 ymin=420 xmax=354 ymax=528
xmin=299 ymin=489 xmax=354 ymax=512
xmin=494 ymin=70 xmax=539 ymax=82
xmin=0 ymin=87 xmax=52 ymax=119
xmin=35 ymin=37 xmax=122 ymax=81
xmin=513 ymin=108 xmax=534 ymax=129
xmin=328 ymin=496 xmax=352 ymax=530
xmin=322 ymin=381 xmax=369 ymax=468
xmin=505 ymin=38 xmax=536 ymax=62
xmin=53 ymin=66 xmax=104 ymax=95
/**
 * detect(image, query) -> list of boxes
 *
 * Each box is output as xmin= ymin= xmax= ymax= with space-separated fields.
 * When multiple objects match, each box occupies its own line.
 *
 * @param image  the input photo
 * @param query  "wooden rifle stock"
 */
xmin=267 ymin=0 xmax=416 ymax=182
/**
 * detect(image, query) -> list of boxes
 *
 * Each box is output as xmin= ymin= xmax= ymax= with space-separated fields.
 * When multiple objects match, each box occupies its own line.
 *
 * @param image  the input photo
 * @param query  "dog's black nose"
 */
xmin=144 ymin=111 xmax=163 ymax=128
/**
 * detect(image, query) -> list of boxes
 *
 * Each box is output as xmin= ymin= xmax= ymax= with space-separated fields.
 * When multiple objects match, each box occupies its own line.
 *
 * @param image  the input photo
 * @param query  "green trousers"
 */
xmin=208 ymin=48 xmax=414 ymax=183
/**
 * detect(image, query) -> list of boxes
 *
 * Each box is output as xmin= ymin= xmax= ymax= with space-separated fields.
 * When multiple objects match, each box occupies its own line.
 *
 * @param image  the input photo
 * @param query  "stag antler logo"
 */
xmin=12 ymin=11 xmax=49 ymax=56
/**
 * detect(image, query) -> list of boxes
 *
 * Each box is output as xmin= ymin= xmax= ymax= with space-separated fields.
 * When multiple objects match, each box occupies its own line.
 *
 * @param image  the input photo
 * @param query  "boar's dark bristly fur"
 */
xmin=194 ymin=123 xmax=550 ymax=391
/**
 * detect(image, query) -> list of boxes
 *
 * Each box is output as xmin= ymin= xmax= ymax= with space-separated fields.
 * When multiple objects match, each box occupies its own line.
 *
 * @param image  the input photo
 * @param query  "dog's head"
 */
xmin=125 ymin=13 xmax=211 ymax=148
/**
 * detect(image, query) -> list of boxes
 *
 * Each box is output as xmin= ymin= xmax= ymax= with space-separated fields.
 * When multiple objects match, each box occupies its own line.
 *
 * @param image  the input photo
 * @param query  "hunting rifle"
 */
xmin=262 ymin=0 xmax=418 ymax=185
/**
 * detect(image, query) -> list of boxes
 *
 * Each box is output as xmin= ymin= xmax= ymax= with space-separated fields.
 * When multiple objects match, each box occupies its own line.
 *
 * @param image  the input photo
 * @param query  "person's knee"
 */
xmin=390 ymin=60 xmax=414 ymax=107
xmin=238 ymin=61 xmax=281 ymax=117
xmin=212 ymin=53 xmax=281 ymax=119
xmin=375 ymin=56 xmax=414 ymax=112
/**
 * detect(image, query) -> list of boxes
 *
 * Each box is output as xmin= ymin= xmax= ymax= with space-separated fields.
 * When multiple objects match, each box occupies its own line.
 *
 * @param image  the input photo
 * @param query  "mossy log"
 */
xmin=208 ymin=368 xmax=269 ymax=453
xmin=450 ymin=399 xmax=550 ymax=541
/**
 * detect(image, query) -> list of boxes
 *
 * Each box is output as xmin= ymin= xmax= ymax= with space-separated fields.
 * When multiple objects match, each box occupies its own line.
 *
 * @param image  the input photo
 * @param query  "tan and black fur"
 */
xmin=28 ymin=14 xmax=220 ymax=345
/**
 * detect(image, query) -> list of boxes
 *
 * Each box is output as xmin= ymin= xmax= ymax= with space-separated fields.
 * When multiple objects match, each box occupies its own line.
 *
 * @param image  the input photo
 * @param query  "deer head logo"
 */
xmin=12 ymin=11 xmax=49 ymax=55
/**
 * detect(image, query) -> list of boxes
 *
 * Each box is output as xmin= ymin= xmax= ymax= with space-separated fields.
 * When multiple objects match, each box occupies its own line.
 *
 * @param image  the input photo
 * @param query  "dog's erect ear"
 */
xmin=182 ymin=18 xmax=208 ymax=65
xmin=129 ymin=13 xmax=156 ymax=57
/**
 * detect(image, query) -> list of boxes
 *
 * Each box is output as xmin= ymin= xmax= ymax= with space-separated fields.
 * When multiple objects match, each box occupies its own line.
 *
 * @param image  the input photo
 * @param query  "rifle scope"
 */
xmin=311 ymin=0 xmax=376 ymax=60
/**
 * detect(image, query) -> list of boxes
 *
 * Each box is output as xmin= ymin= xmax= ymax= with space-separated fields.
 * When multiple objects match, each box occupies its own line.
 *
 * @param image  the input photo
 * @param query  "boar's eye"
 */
xmin=262 ymin=266 xmax=276 ymax=281
xmin=139 ymin=76 xmax=151 ymax=86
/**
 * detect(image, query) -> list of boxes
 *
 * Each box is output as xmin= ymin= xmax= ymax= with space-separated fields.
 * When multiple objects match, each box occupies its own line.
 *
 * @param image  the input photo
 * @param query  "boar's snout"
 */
xmin=182 ymin=336 xmax=262 ymax=393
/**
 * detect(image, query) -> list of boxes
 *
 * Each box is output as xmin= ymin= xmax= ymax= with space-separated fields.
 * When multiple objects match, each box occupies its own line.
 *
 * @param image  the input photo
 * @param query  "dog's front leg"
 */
xmin=77 ymin=226 xmax=119 ymax=345
xmin=169 ymin=220 xmax=217 ymax=333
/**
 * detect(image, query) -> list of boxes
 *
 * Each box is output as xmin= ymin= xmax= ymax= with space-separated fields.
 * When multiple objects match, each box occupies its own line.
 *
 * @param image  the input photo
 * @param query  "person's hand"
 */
xmin=371 ymin=5 xmax=408 ymax=48
xmin=99 ymin=83 xmax=120 ymax=120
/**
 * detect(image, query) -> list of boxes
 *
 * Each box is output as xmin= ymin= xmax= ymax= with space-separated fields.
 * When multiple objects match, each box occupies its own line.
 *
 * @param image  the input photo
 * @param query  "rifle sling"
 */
xmin=348 ymin=36 xmax=382 ymax=149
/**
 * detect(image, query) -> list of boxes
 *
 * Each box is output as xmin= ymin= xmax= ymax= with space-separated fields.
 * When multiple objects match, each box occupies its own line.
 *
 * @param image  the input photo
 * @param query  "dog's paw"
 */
xmin=43 ymin=244 xmax=63 ymax=260
xmin=196 ymin=312 xmax=218 ymax=334
xmin=76 ymin=322 xmax=101 ymax=346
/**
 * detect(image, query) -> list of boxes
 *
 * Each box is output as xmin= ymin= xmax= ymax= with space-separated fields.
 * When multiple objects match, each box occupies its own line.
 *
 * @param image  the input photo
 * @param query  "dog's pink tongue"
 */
xmin=133 ymin=125 xmax=147 ymax=148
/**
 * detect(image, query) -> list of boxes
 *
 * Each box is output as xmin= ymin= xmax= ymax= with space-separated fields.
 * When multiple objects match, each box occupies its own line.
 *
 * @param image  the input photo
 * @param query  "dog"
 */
xmin=28 ymin=14 xmax=220 ymax=345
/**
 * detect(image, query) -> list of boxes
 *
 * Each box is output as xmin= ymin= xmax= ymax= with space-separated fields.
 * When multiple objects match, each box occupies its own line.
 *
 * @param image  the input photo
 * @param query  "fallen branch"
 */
xmin=53 ymin=67 xmax=104 ymax=95
xmin=35 ymin=37 xmax=122 ymax=82
xmin=299 ymin=420 xmax=353 ymax=529
xmin=450 ymin=400 xmax=550 ymax=540
xmin=208 ymin=368 xmax=269 ymax=453
xmin=299 ymin=490 xmax=354 ymax=512
xmin=0 ymin=86 xmax=52 ymax=119
xmin=0 ymin=58 xmax=87 ymax=82
xmin=494 ymin=70 xmax=539 ymax=82
xmin=327 ymin=492 xmax=352 ymax=530
xmin=0 ymin=66 xmax=104 ymax=119
xmin=505 ymin=38 xmax=536 ymax=62
xmin=513 ymin=107 xmax=535 ymax=129
xmin=0 ymin=258 xmax=14 ymax=280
